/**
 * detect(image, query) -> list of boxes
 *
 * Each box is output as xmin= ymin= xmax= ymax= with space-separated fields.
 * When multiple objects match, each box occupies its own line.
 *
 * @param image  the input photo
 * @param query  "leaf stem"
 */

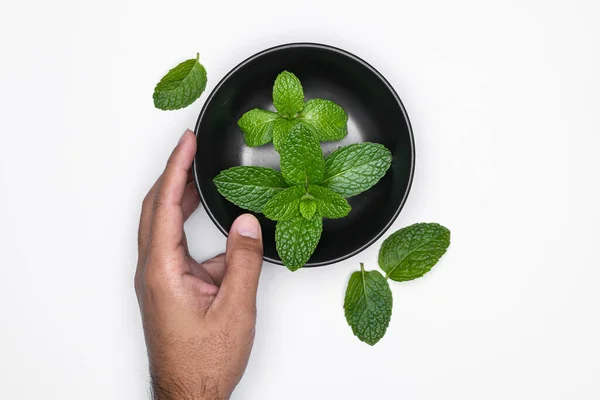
xmin=196 ymin=52 xmax=200 ymax=61
xmin=360 ymin=263 xmax=368 ymax=304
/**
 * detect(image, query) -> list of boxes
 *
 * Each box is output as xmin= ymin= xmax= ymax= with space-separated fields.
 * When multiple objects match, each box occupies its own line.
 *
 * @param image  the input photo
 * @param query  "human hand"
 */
xmin=135 ymin=129 xmax=264 ymax=400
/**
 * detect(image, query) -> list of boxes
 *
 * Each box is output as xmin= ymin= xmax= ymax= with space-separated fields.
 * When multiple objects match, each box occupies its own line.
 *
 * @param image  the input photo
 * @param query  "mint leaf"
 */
xmin=379 ymin=223 xmax=451 ymax=282
xmin=238 ymin=109 xmax=278 ymax=147
xmin=153 ymin=54 xmax=207 ymax=111
xmin=272 ymin=71 xmax=304 ymax=118
xmin=279 ymin=124 xmax=325 ymax=186
xmin=263 ymin=186 xmax=305 ymax=221
xmin=307 ymin=185 xmax=351 ymax=219
xmin=299 ymin=197 xmax=316 ymax=220
xmin=273 ymin=118 xmax=300 ymax=152
xmin=298 ymin=99 xmax=348 ymax=141
xmin=323 ymin=142 xmax=392 ymax=197
xmin=213 ymin=166 xmax=287 ymax=213
xmin=344 ymin=263 xmax=393 ymax=345
xmin=275 ymin=215 xmax=323 ymax=271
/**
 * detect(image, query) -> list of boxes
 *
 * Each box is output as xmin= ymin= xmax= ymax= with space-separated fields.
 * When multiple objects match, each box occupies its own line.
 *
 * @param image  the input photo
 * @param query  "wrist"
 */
xmin=151 ymin=371 xmax=227 ymax=400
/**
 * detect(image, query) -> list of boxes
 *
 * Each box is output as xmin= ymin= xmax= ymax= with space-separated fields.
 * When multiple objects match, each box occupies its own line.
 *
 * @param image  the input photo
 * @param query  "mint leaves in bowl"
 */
xmin=194 ymin=43 xmax=415 ymax=267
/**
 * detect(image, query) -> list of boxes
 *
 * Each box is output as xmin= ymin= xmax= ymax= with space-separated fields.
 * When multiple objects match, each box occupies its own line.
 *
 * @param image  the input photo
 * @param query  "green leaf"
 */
xmin=263 ymin=186 xmax=305 ymax=221
xmin=323 ymin=142 xmax=392 ymax=198
xmin=379 ymin=223 xmax=451 ymax=282
xmin=153 ymin=54 xmax=207 ymax=111
xmin=307 ymin=185 xmax=351 ymax=219
xmin=273 ymin=118 xmax=300 ymax=152
xmin=344 ymin=264 xmax=393 ymax=345
xmin=275 ymin=215 xmax=323 ymax=271
xmin=238 ymin=109 xmax=279 ymax=147
xmin=298 ymin=99 xmax=348 ymax=141
xmin=272 ymin=71 xmax=304 ymax=118
xmin=213 ymin=166 xmax=287 ymax=213
xmin=279 ymin=124 xmax=325 ymax=186
xmin=299 ymin=198 xmax=317 ymax=220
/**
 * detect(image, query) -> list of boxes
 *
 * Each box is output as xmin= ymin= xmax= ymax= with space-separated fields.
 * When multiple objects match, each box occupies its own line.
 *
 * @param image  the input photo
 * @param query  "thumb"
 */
xmin=217 ymin=214 xmax=264 ymax=311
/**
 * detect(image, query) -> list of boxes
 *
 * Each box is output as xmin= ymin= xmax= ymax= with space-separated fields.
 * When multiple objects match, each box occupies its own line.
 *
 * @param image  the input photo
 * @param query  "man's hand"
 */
xmin=135 ymin=129 xmax=263 ymax=400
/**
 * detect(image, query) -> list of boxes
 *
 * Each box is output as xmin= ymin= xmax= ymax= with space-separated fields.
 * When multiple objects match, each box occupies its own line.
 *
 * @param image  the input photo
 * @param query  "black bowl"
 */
xmin=194 ymin=43 xmax=414 ymax=267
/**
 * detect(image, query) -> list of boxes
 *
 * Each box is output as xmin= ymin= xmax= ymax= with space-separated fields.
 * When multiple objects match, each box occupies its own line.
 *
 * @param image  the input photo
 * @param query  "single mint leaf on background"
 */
xmin=279 ymin=124 xmax=325 ymax=185
xmin=299 ymin=198 xmax=317 ymax=220
xmin=323 ymin=142 xmax=392 ymax=198
xmin=379 ymin=223 xmax=451 ymax=282
xmin=273 ymin=118 xmax=300 ymax=152
xmin=344 ymin=263 xmax=393 ymax=346
xmin=153 ymin=53 xmax=207 ymax=111
xmin=263 ymin=186 xmax=306 ymax=221
xmin=298 ymin=99 xmax=348 ymax=141
xmin=213 ymin=166 xmax=287 ymax=213
xmin=238 ymin=109 xmax=279 ymax=147
xmin=272 ymin=71 xmax=304 ymax=118
xmin=275 ymin=215 xmax=323 ymax=271
xmin=307 ymin=185 xmax=351 ymax=219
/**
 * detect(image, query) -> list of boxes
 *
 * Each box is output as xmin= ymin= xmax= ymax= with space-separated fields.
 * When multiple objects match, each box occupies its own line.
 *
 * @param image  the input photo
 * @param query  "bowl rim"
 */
xmin=193 ymin=42 xmax=415 ymax=267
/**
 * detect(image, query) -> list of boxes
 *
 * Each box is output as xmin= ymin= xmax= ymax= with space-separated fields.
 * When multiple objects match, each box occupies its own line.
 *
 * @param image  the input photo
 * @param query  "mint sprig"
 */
xmin=153 ymin=53 xmax=207 ymax=111
xmin=237 ymin=71 xmax=348 ymax=150
xmin=216 ymin=72 xmax=395 ymax=270
xmin=215 ymin=120 xmax=392 ymax=270
xmin=344 ymin=223 xmax=451 ymax=345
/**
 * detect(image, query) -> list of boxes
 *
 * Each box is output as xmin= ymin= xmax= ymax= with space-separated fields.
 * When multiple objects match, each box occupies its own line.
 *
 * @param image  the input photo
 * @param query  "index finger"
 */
xmin=149 ymin=130 xmax=197 ymax=256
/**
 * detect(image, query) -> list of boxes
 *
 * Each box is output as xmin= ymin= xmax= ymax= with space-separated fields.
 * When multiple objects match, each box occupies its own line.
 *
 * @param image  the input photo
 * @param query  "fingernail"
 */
xmin=235 ymin=214 xmax=260 ymax=239
xmin=178 ymin=129 xmax=193 ymax=145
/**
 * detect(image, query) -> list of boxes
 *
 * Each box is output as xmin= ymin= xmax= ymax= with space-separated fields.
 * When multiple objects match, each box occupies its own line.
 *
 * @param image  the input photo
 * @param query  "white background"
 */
xmin=1 ymin=0 xmax=599 ymax=399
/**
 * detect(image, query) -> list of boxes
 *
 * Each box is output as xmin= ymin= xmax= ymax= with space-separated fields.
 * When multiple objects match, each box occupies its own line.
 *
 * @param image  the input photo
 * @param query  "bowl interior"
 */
xmin=194 ymin=43 xmax=414 ymax=266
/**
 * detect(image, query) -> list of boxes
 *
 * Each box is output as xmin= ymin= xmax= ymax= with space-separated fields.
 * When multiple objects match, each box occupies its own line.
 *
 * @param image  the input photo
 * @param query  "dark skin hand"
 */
xmin=135 ymin=129 xmax=263 ymax=400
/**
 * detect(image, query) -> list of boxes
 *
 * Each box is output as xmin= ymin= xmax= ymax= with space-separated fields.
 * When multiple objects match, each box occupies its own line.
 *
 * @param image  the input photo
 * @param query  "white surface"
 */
xmin=1 ymin=0 xmax=599 ymax=398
